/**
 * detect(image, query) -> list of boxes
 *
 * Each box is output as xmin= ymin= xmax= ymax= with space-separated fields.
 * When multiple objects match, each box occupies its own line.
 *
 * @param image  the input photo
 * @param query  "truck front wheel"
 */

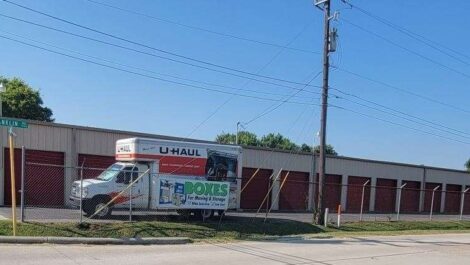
xmin=89 ymin=198 xmax=113 ymax=219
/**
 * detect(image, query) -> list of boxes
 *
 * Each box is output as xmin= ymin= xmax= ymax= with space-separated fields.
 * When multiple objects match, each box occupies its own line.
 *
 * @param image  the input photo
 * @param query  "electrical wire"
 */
xmin=0 ymin=13 xmax=323 ymax=93
xmin=335 ymin=66 xmax=470 ymax=115
xmin=0 ymin=34 xmax=322 ymax=106
xmin=341 ymin=17 xmax=470 ymax=80
xmin=330 ymin=104 xmax=470 ymax=145
xmin=83 ymin=0 xmax=318 ymax=55
xmin=245 ymin=70 xmax=323 ymax=125
xmin=0 ymin=29 xmax=320 ymax=100
xmin=330 ymin=88 xmax=470 ymax=140
xmin=1 ymin=0 xmax=321 ymax=87
xmin=341 ymin=0 xmax=470 ymax=65
xmin=186 ymin=21 xmax=316 ymax=137
xmin=330 ymin=86 xmax=470 ymax=137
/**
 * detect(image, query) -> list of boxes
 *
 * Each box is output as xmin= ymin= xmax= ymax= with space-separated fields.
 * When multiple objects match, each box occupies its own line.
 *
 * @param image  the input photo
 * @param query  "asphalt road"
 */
xmin=1 ymin=234 xmax=470 ymax=264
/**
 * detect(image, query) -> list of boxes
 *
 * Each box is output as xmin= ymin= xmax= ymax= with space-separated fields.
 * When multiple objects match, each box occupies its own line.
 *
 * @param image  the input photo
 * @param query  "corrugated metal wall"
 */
xmin=1 ymin=120 xmax=470 ymax=212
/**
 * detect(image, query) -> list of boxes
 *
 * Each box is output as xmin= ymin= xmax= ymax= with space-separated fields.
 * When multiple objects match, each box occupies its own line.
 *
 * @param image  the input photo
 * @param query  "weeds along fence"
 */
xmin=7 ymin=161 xmax=470 ymax=225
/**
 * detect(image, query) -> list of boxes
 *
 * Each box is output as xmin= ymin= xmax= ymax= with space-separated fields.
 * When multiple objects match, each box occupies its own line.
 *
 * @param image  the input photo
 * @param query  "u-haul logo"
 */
xmin=141 ymin=145 xmax=203 ymax=157
xmin=158 ymin=147 xmax=201 ymax=157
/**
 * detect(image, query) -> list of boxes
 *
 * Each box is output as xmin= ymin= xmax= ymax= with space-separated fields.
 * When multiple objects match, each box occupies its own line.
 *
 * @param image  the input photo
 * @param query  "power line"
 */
xmin=0 ymin=34 xmax=322 ymax=106
xmin=330 ymin=86 xmax=470 ymax=137
xmin=245 ymin=70 xmax=323 ymax=125
xmin=1 ymin=0 xmax=321 ymax=86
xmin=330 ymin=88 xmax=470 ymax=140
xmin=0 ymin=13 xmax=323 ymax=93
xmin=186 ymin=22 xmax=315 ymax=137
xmin=84 ymin=0 xmax=318 ymax=55
xmin=330 ymin=104 xmax=470 ymax=146
xmin=335 ymin=66 xmax=470 ymax=115
xmin=0 ymin=29 xmax=321 ymax=101
xmin=341 ymin=0 xmax=470 ymax=65
xmin=341 ymin=17 xmax=470 ymax=80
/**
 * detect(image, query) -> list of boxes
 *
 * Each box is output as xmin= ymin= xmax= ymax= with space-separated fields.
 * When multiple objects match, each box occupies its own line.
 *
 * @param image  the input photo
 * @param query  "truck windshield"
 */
xmin=96 ymin=164 xmax=124 ymax=181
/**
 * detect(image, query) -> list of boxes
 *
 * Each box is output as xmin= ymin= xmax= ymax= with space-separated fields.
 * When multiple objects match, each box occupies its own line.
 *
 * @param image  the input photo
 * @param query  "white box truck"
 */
xmin=69 ymin=137 xmax=242 ymax=219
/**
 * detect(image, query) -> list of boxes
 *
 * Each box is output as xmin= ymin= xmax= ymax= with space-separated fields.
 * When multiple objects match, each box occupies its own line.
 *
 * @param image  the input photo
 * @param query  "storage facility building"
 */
xmin=1 ymin=119 xmax=469 ymax=214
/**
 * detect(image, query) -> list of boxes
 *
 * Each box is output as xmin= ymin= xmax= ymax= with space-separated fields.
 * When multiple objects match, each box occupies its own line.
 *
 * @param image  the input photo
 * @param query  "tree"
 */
xmin=0 ymin=76 xmax=54 ymax=122
xmin=300 ymin=144 xmax=313 ymax=152
xmin=215 ymin=130 xmax=338 ymax=155
xmin=466 ymin=159 xmax=470 ymax=172
xmin=259 ymin=133 xmax=298 ymax=151
xmin=215 ymin=131 xmax=258 ymax=146
xmin=313 ymin=144 xmax=338 ymax=156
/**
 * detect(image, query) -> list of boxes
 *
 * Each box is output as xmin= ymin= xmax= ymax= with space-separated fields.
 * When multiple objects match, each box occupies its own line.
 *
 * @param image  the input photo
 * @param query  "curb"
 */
xmin=0 ymin=236 xmax=191 ymax=245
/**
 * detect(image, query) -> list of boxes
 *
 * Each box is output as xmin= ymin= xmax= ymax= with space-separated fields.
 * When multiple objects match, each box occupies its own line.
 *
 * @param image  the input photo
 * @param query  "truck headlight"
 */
xmin=80 ymin=187 xmax=88 ymax=198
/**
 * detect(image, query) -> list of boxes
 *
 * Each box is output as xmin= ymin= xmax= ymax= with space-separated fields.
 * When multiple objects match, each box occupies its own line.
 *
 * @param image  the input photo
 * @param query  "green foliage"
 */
xmin=0 ymin=76 xmax=54 ymax=122
xmin=466 ymin=159 xmax=470 ymax=172
xmin=215 ymin=131 xmax=258 ymax=146
xmin=313 ymin=144 xmax=338 ymax=155
xmin=300 ymin=143 xmax=313 ymax=152
xmin=215 ymin=130 xmax=337 ymax=155
xmin=259 ymin=133 xmax=298 ymax=150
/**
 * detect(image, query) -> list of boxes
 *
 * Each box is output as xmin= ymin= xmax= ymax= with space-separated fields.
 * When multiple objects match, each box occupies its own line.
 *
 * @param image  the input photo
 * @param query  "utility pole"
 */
xmin=315 ymin=0 xmax=335 ymax=225
xmin=236 ymin=121 xmax=241 ymax=145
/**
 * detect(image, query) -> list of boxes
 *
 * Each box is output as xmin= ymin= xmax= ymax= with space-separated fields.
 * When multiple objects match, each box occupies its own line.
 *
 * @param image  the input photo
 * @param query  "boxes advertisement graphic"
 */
xmin=157 ymin=176 xmax=230 ymax=210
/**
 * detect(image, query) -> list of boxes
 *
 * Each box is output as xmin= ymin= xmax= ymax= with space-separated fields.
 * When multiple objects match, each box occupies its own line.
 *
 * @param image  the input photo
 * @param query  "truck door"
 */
xmin=115 ymin=165 xmax=147 ymax=209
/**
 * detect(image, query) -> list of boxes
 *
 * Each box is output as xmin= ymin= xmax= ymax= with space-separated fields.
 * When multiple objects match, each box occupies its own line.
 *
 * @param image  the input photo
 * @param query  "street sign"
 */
xmin=0 ymin=118 xmax=28 ymax=128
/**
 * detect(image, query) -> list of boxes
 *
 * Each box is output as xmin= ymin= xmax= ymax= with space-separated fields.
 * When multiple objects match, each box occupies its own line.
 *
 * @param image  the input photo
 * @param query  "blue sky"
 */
xmin=0 ymin=0 xmax=469 ymax=169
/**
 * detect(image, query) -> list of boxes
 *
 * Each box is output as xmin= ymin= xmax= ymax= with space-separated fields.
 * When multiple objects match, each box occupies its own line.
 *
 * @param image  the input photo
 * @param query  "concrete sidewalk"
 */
xmin=1 ymin=233 xmax=469 ymax=264
xmin=0 ymin=236 xmax=190 ymax=245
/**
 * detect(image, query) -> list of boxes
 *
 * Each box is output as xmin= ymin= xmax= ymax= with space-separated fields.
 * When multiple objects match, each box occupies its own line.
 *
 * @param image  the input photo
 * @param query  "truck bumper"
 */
xmin=69 ymin=196 xmax=91 ymax=209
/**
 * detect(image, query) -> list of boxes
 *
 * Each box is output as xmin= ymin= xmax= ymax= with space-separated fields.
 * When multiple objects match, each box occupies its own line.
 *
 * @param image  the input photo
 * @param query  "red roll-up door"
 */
xmin=279 ymin=171 xmax=309 ymax=211
xmin=375 ymin=178 xmax=397 ymax=213
xmin=240 ymin=167 xmax=272 ymax=210
xmin=424 ymin=182 xmax=442 ymax=213
xmin=445 ymin=184 xmax=462 ymax=213
xmin=346 ymin=176 xmax=370 ymax=213
xmin=4 ymin=148 xmax=65 ymax=206
xmin=464 ymin=185 xmax=470 ymax=214
xmin=78 ymin=154 xmax=115 ymax=179
xmin=315 ymin=174 xmax=342 ymax=213
xmin=400 ymin=180 xmax=420 ymax=213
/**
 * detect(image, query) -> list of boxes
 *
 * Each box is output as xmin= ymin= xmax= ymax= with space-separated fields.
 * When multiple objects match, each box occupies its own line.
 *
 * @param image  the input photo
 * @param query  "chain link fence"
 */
xmin=3 ymin=162 xmax=469 ymax=227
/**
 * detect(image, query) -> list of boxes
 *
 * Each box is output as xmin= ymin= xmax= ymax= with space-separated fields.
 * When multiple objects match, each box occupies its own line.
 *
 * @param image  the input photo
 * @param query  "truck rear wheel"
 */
xmin=196 ymin=209 xmax=214 ymax=221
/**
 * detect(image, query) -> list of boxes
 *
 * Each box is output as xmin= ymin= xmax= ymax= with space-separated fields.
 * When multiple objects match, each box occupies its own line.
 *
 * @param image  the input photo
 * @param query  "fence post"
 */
xmin=430 ymin=185 xmax=440 ymax=221
xmin=129 ymin=180 xmax=133 ymax=222
xmin=20 ymin=146 xmax=25 ymax=223
xmin=396 ymin=183 xmax=407 ymax=221
xmin=79 ymin=165 xmax=84 ymax=224
xmin=337 ymin=205 xmax=341 ymax=228
xmin=324 ymin=208 xmax=329 ymax=228
xmin=360 ymin=180 xmax=370 ymax=222
xmin=460 ymin=188 xmax=470 ymax=221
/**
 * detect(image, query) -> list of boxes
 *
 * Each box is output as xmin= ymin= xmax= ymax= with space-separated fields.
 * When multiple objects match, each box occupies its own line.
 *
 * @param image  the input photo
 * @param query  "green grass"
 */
xmin=1 ymin=218 xmax=470 ymax=241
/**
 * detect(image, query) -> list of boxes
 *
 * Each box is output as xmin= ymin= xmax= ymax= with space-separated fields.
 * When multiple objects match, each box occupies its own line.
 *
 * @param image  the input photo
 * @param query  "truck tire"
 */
xmin=196 ymin=209 xmax=214 ymax=221
xmin=176 ymin=210 xmax=191 ymax=219
xmin=89 ymin=197 xmax=113 ymax=219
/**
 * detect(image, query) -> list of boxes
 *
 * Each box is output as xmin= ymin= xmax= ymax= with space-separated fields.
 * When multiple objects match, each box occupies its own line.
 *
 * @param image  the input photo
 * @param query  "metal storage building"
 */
xmin=1 ymin=119 xmax=469 ymax=214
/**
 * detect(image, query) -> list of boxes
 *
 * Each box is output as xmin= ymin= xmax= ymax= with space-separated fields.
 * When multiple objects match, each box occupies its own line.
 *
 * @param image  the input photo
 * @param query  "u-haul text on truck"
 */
xmin=69 ymin=138 xmax=242 ymax=219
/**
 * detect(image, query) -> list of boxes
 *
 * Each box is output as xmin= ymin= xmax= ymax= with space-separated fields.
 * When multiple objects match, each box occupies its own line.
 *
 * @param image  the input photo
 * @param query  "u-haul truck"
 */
xmin=69 ymin=137 xmax=242 ymax=218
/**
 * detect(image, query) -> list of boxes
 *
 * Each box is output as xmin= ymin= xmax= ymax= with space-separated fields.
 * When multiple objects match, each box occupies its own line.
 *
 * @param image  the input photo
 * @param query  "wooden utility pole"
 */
xmin=316 ymin=0 xmax=332 ymax=225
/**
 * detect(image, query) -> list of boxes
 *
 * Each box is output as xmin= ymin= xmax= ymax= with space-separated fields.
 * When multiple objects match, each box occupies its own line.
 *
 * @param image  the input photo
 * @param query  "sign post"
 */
xmin=0 ymin=118 xmax=28 ymax=236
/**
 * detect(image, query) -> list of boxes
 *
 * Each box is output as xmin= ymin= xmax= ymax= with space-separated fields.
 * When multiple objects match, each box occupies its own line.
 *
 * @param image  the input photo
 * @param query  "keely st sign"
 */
xmin=0 ymin=118 xmax=28 ymax=129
